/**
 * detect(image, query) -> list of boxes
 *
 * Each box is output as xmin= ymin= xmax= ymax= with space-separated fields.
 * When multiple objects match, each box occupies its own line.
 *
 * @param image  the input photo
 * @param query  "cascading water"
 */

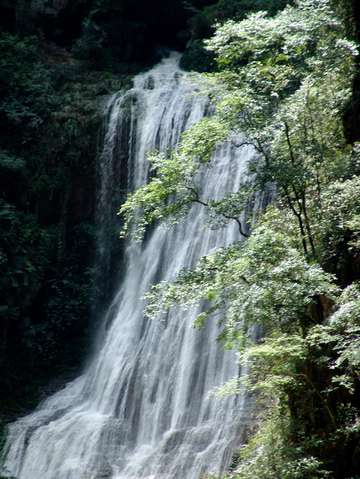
xmin=1 ymin=53 xmax=256 ymax=479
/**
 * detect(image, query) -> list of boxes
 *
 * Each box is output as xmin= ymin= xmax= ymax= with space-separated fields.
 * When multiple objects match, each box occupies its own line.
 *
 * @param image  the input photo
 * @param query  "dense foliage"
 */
xmin=181 ymin=0 xmax=292 ymax=71
xmin=0 ymin=31 xmax=129 ymax=420
xmin=121 ymin=0 xmax=360 ymax=477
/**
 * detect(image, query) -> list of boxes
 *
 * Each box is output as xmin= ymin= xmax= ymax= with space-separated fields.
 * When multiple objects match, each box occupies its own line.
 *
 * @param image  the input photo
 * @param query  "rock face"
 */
xmin=14 ymin=0 xmax=91 ymax=43
xmin=26 ymin=0 xmax=70 ymax=16
xmin=0 ymin=0 xmax=219 ymax=66
xmin=16 ymin=0 xmax=67 ymax=28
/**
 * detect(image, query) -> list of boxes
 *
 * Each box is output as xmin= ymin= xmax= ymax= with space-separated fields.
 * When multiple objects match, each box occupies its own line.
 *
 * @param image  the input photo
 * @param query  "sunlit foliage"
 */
xmin=120 ymin=0 xmax=360 ymax=477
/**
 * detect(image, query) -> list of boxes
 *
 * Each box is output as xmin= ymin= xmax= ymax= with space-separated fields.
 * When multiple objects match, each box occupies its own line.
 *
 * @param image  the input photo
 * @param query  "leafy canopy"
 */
xmin=119 ymin=1 xmax=360 ymax=477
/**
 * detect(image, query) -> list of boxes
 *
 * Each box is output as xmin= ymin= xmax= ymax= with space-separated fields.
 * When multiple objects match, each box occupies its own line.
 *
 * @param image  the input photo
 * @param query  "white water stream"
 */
xmin=2 ymin=53 xmax=255 ymax=479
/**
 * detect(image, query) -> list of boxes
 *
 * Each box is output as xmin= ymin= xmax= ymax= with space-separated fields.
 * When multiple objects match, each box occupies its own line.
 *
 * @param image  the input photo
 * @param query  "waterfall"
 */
xmin=1 ymin=53 xmax=255 ymax=479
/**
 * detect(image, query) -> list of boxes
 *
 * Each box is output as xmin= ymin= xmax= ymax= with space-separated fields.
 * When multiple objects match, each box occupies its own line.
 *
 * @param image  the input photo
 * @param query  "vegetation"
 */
xmin=0 ymin=30 xmax=128 ymax=418
xmin=120 ymin=0 xmax=360 ymax=477
xmin=181 ymin=0 xmax=292 ymax=71
xmin=1 ymin=0 xmax=360 ymax=476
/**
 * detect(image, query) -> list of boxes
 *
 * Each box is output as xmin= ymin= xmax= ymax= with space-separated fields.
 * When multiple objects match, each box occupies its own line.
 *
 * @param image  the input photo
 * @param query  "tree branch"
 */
xmin=187 ymin=187 xmax=250 ymax=238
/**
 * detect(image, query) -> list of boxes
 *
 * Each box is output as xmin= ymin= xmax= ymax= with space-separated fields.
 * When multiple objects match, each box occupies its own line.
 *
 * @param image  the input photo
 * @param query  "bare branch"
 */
xmin=187 ymin=186 xmax=250 ymax=238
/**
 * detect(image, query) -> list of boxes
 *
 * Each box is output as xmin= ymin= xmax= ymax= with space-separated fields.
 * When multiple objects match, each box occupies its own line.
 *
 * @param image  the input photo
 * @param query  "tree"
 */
xmin=120 ymin=1 xmax=360 ymax=477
